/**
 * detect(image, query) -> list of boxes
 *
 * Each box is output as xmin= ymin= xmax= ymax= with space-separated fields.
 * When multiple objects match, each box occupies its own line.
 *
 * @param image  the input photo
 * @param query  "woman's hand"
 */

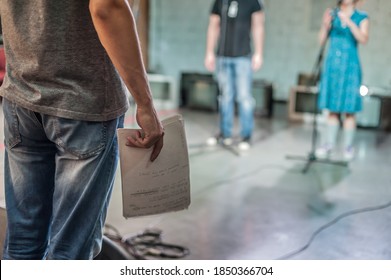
xmin=338 ymin=11 xmax=353 ymax=28
xmin=322 ymin=9 xmax=333 ymax=29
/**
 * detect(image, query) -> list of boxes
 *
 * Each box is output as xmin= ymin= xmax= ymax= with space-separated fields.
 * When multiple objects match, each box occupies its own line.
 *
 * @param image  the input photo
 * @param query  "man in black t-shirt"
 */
xmin=205 ymin=0 xmax=265 ymax=151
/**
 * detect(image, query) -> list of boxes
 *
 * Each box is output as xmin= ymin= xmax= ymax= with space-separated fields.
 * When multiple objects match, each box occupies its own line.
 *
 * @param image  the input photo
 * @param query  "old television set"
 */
xmin=253 ymin=79 xmax=274 ymax=118
xmin=297 ymin=73 xmax=317 ymax=87
xmin=147 ymin=74 xmax=177 ymax=110
xmin=289 ymin=84 xmax=388 ymax=129
xmin=288 ymin=85 xmax=321 ymax=122
xmin=180 ymin=72 xmax=219 ymax=111
xmin=180 ymin=72 xmax=274 ymax=117
xmin=358 ymin=86 xmax=391 ymax=130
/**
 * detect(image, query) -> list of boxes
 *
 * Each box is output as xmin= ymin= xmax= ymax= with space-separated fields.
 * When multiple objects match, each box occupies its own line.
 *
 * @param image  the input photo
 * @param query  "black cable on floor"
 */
xmin=276 ymin=199 xmax=391 ymax=260
xmin=192 ymin=163 xmax=391 ymax=259
xmin=102 ymin=224 xmax=190 ymax=260
xmin=103 ymin=159 xmax=389 ymax=260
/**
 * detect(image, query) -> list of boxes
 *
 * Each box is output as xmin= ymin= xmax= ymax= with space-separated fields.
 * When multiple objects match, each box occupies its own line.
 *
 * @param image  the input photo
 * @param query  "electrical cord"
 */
xmin=192 ymin=163 xmax=391 ymax=259
xmin=103 ymin=160 xmax=390 ymax=260
xmin=276 ymin=199 xmax=391 ymax=260
xmin=103 ymin=224 xmax=190 ymax=260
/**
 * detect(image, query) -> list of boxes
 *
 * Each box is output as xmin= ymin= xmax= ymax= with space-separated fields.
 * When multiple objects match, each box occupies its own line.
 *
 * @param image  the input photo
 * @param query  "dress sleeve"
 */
xmin=357 ymin=11 xmax=369 ymax=24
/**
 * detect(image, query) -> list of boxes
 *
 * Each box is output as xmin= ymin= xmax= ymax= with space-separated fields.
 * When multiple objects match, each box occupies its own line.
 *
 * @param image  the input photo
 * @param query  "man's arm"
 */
xmin=89 ymin=0 xmax=163 ymax=161
xmin=251 ymin=11 xmax=265 ymax=71
xmin=204 ymin=14 xmax=220 ymax=72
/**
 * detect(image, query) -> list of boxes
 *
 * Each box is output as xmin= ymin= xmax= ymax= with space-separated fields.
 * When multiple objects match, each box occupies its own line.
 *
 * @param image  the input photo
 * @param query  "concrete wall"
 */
xmin=148 ymin=0 xmax=391 ymax=102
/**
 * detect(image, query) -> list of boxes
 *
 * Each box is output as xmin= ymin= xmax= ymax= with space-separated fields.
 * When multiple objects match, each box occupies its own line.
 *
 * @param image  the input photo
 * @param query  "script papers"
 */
xmin=117 ymin=114 xmax=191 ymax=218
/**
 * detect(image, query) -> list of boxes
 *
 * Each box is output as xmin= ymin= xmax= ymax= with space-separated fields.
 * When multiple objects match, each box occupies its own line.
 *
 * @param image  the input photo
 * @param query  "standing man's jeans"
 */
xmin=216 ymin=56 xmax=255 ymax=139
xmin=2 ymin=98 xmax=124 ymax=259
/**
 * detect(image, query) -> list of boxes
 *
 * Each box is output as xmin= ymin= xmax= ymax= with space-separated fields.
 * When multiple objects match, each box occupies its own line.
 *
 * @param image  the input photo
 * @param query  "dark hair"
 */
xmin=338 ymin=0 xmax=360 ymax=5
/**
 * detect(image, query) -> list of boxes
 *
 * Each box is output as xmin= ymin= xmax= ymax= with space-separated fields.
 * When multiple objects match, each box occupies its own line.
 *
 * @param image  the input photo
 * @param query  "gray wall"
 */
xmin=148 ymin=0 xmax=391 ymax=102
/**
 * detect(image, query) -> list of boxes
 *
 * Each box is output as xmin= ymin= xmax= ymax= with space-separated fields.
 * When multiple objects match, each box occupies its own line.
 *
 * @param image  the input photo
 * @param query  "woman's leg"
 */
xmin=317 ymin=112 xmax=340 ymax=157
xmin=343 ymin=113 xmax=357 ymax=160
xmin=325 ymin=112 xmax=340 ymax=148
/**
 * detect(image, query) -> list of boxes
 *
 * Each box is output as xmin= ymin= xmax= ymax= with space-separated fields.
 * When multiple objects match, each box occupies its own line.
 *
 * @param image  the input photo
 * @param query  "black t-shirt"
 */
xmin=211 ymin=0 xmax=263 ymax=57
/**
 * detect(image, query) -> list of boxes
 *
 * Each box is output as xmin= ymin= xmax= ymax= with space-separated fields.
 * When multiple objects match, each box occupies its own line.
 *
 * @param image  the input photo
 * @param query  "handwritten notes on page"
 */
xmin=117 ymin=114 xmax=191 ymax=218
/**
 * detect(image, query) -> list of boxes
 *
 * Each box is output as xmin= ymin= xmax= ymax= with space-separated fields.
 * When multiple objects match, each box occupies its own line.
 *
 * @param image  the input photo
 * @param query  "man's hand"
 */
xmin=126 ymin=105 xmax=164 ymax=162
xmin=89 ymin=0 xmax=164 ymax=161
xmin=252 ymin=53 xmax=263 ymax=71
xmin=205 ymin=52 xmax=216 ymax=72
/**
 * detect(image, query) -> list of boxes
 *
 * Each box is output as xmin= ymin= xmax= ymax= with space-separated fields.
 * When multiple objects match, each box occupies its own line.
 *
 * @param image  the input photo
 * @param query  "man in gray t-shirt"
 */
xmin=0 ymin=0 xmax=164 ymax=259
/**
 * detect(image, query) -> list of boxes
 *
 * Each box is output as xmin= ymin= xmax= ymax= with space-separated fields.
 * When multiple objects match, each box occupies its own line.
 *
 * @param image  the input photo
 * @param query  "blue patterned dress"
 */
xmin=318 ymin=9 xmax=368 ymax=113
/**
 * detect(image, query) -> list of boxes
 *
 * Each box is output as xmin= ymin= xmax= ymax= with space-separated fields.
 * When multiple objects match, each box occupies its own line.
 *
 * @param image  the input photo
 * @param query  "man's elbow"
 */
xmin=89 ymin=0 xmax=124 ymax=20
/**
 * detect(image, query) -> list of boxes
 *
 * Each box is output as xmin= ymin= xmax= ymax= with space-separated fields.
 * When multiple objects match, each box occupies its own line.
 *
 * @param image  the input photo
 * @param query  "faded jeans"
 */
xmin=216 ymin=56 xmax=255 ymax=139
xmin=2 ymin=98 xmax=124 ymax=259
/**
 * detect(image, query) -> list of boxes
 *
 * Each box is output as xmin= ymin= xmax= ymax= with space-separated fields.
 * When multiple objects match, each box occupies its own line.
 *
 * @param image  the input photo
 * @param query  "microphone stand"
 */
xmin=286 ymin=7 xmax=348 ymax=173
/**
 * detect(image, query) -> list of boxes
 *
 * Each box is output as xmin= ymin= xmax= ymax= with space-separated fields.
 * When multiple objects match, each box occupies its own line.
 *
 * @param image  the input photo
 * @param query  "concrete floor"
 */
xmin=1 ymin=103 xmax=390 ymax=260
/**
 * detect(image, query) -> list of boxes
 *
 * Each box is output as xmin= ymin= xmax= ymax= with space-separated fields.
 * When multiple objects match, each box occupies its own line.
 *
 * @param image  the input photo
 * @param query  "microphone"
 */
xmin=330 ymin=6 xmax=339 ymax=20
xmin=327 ymin=3 xmax=340 ymax=30
xmin=331 ymin=0 xmax=342 ymax=20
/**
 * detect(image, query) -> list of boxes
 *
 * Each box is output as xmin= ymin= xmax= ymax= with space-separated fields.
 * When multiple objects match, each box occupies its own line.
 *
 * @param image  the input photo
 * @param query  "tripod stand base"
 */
xmin=204 ymin=136 xmax=243 ymax=157
xmin=286 ymin=153 xmax=348 ymax=173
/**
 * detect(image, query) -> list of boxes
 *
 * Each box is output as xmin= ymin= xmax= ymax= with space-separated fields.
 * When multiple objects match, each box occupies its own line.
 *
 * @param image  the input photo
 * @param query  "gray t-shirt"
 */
xmin=0 ymin=0 xmax=129 ymax=121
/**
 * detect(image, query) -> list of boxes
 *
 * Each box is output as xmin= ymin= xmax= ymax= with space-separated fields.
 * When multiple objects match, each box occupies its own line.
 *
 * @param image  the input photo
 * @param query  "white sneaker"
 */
xmin=238 ymin=139 xmax=251 ymax=151
xmin=206 ymin=136 xmax=218 ymax=146
xmin=315 ymin=144 xmax=333 ymax=159
xmin=222 ymin=137 xmax=233 ymax=146
xmin=343 ymin=146 xmax=355 ymax=161
xmin=206 ymin=135 xmax=233 ymax=146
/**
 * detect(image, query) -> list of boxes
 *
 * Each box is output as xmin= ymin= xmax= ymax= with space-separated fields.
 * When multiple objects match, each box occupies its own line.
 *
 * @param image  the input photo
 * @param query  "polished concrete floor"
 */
xmin=0 ymin=103 xmax=390 ymax=260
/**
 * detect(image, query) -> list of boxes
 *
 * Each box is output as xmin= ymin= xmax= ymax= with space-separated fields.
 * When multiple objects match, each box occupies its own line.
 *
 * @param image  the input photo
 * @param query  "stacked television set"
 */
xmin=180 ymin=72 xmax=273 ymax=118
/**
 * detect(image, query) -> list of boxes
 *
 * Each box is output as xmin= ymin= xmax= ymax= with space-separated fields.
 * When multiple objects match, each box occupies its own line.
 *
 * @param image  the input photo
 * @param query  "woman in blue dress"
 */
xmin=316 ymin=0 xmax=369 ymax=161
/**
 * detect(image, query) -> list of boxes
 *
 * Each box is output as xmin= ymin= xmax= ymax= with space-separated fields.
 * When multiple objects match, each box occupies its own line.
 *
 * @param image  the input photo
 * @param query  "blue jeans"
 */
xmin=216 ymin=56 xmax=254 ymax=139
xmin=2 ymin=98 xmax=124 ymax=259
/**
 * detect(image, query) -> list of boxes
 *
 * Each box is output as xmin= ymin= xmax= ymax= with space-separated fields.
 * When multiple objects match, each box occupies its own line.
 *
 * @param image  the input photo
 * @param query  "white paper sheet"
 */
xmin=117 ymin=114 xmax=191 ymax=218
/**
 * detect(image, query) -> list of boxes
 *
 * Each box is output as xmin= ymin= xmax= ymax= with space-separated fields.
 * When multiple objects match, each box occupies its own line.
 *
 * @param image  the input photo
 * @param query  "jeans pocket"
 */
xmin=3 ymin=99 xmax=22 ymax=149
xmin=52 ymin=117 xmax=108 ymax=159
